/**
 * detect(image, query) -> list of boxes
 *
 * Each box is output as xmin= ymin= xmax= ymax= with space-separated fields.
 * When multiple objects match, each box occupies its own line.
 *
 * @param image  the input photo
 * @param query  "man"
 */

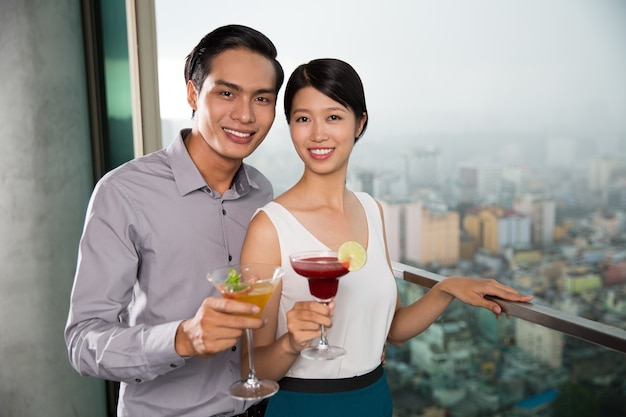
xmin=65 ymin=24 xmax=284 ymax=417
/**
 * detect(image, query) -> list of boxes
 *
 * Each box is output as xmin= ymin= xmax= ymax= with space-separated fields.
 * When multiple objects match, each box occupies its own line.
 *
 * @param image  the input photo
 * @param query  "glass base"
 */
xmin=300 ymin=345 xmax=347 ymax=361
xmin=229 ymin=378 xmax=279 ymax=401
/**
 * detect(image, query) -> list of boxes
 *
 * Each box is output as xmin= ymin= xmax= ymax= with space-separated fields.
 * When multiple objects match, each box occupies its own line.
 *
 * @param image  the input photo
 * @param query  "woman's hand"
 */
xmin=285 ymin=301 xmax=335 ymax=353
xmin=438 ymin=277 xmax=533 ymax=315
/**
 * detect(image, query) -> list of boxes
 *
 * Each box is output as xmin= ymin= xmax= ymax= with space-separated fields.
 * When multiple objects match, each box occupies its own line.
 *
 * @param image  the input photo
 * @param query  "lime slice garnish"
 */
xmin=338 ymin=241 xmax=367 ymax=271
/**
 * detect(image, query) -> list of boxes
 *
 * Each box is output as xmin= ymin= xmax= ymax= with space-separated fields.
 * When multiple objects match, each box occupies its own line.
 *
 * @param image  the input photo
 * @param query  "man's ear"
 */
xmin=186 ymin=80 xmax=198 ymax=110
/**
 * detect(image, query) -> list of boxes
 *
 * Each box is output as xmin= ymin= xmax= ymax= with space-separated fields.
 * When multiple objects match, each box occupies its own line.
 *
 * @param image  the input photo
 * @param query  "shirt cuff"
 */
xmin=144 ymin=320 xmax=187 ymax=375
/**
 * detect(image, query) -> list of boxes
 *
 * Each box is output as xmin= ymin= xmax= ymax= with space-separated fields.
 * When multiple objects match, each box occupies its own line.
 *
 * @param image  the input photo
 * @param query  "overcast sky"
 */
xmin=154 ymin=0 xmax=626 ymax=142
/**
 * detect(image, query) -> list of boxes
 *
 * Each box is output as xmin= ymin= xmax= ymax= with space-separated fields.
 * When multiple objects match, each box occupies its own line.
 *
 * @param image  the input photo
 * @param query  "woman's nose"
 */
xmin=311 ymin=122 xmax=328 ymax=141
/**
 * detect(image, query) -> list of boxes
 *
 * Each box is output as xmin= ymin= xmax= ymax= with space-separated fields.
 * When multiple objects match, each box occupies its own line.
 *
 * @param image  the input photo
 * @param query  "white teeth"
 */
xmin=310 ymin=148 xmax=333 ymax=155
xmin=224 ymin=128 xmax=251 ymax=138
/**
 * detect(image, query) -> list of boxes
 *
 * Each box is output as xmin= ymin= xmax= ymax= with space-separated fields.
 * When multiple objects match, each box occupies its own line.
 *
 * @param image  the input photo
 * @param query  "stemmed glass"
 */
xmin=289 ymin=250 xmax=350 ymax=360
xmin=207 ymin=263 xmax=284 ymax=400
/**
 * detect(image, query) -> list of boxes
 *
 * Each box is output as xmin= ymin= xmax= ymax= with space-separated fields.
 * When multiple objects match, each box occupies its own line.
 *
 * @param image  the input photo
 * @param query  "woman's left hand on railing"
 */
xmin=438 ymin=276 xmax=533 ymax=315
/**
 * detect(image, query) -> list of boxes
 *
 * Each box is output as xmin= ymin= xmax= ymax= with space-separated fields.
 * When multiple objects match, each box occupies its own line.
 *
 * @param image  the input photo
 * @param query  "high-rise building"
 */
xmin=463 ymin=206 xmax=531 ymax=254
xmin=380 ymin=200 xmax=423 ymax=264
xmin=421 ymin=208 xmax=460 ymax=266
xmin=498 ymin=210 xmax=531 ymax=249
xmin=463 ymin=206 xmax=500 ymax=253
xmin=477 ymin=163 xmax=503 ymax=205
xmin=458 ymin=162 xmax=503 ymax=205
xmin=458 ymin=164 xmax=479 ymax=205
xmin=381 ymin=200 xmax=459 ymax=266
xmin=514 ymin=194 xmax=556 ymax=248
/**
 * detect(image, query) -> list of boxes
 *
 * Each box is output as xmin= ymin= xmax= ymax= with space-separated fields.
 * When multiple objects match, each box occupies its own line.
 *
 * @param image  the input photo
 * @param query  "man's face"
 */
xmin=187 ymin=48 xmax=277 ymax=162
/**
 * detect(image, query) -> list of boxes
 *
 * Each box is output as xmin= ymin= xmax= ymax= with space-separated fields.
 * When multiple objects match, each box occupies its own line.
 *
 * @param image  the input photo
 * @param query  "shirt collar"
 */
xmin=167 ymin=129 xmax=259 ymax=197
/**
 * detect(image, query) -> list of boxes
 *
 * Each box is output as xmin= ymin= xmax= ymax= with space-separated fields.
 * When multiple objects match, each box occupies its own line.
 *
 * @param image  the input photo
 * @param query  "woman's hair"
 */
xmin=283 ymin=58 xmax=368 ymax=141
xmin=184 ymin=24 xmax=285 ymax=117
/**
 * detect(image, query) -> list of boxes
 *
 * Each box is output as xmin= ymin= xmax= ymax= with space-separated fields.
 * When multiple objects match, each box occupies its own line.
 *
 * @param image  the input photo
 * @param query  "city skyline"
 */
xmin=162 ymin=116 xmax=626 ymax=202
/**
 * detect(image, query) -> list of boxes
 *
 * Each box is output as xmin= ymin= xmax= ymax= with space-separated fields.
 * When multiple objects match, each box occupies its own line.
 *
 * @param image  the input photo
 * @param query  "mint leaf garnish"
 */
xmin=224 ymin=267 xmax=246 ymax=292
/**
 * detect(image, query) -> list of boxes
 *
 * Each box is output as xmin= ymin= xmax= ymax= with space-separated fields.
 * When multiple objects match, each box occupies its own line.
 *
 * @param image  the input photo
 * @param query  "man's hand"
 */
xmin=175 ymin=297 xmax=265 ymax=357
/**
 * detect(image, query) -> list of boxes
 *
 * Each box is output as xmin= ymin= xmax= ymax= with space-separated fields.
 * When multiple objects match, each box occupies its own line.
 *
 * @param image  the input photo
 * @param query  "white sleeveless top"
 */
xmin=257 ymin=192 xmax=397 ymax=378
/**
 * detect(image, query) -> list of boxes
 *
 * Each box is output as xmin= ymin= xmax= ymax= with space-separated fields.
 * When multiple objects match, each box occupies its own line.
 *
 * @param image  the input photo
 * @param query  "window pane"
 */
xmin=153 ymin=1 xmax=626 ymax=414
xmin=100 ymin=0 xmax=134 ymax=169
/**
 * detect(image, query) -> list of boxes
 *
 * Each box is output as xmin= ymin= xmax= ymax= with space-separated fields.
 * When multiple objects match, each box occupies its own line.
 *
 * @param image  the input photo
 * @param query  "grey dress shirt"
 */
xmin=65 ymin=129 xmax=273 ymax=417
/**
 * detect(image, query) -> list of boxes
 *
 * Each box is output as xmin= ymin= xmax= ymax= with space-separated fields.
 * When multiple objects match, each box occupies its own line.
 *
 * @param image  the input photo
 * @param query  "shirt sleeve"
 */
xmin=64 ymin=178 xmax=186 ymax=383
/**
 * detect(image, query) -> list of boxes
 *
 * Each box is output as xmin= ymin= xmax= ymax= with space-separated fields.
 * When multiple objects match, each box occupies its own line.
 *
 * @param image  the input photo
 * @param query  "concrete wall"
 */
xmin=0 ymin=0 xmax=107 ymax=415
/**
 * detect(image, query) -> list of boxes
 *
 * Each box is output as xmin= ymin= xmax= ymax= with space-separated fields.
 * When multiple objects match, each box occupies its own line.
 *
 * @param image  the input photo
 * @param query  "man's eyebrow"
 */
xmin=215 ymin=80 xmax=276 ymax=95
xmin=215 ymin=80 xmax=242 ymax=92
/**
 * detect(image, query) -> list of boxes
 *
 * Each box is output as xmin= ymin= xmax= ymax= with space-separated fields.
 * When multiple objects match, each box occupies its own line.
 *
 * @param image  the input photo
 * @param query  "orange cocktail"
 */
xmin=207 ymin=263 xmax=284 ymax=401
xmin=219 ymin=281 xmax=275 ymax=318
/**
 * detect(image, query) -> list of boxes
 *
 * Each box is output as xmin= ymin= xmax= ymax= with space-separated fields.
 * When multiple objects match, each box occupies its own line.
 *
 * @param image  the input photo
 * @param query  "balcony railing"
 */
xmin=392 ymin=261 xmax=626 ymax=354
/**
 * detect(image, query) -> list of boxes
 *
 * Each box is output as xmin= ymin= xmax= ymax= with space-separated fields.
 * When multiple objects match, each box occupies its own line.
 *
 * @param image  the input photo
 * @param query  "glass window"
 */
xmin=152 ymin=1 xmax=626 ymax=413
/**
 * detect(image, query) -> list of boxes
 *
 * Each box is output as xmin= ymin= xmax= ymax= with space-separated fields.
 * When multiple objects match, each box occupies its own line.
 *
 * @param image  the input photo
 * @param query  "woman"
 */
xmin=240 ymin=58 xmax=532 ymax=416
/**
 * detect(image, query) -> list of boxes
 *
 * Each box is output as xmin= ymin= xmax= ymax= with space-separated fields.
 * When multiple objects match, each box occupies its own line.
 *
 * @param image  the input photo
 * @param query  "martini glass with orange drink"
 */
xmin=207 ymin=263 xmax=284 ymax=400
xmin=289 ymin=241 xmax=367 ymax=360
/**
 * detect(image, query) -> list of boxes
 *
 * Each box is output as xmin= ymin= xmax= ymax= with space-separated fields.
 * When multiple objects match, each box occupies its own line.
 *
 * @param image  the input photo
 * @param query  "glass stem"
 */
xmin=245 ymin=328 xmax=260 ymax=387
xmin=318 ymin=302 xmax=330 ymax=350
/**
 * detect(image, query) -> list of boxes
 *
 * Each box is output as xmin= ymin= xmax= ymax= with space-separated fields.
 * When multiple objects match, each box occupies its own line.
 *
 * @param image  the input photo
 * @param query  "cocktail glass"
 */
xmin=207 ymin=263 xmax=284 ymax=400
xmin=289 ymin=250 xmax=349 ymax=360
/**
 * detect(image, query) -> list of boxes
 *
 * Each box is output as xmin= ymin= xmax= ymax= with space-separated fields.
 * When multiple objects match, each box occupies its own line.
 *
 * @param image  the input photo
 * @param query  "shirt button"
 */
xmin=231 ymin=346 xmax=237 ymax=351
xmin=228 ymin=255 xmax=232 ymax=261
xmin=134 ymin=378 xmax=142 ymax=383
xmin=170 ymin=364 xmax=177 ymax=368
xmin=222 ymin=209 xmax=226 ymax=215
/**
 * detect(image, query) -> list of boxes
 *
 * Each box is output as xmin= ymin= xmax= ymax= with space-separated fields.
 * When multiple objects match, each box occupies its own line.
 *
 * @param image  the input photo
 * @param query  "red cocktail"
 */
xmin=291 ymin=255 xmax=349 ymax=301
xmin=290 ymin=251 xmax=349 ymax=360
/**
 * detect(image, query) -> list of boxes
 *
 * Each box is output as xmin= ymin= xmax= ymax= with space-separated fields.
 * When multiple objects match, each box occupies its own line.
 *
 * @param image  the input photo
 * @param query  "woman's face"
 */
xmin=288 ymin=86 xmax=366 ymax=174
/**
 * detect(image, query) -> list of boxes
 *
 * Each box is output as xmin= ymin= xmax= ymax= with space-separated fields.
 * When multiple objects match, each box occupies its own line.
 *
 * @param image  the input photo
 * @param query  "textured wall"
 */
xmin=0 ymin=0 xmax=107 ymax=415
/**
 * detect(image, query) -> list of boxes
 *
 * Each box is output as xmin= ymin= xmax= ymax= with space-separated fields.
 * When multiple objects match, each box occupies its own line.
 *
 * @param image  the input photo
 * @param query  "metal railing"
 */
xmin=392 ymin=261 xmax=626 ymax=354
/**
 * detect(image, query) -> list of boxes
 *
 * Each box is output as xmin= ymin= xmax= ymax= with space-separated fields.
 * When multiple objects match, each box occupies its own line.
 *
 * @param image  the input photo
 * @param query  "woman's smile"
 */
xmin=309 ymin=147 xmax=334 ymax=159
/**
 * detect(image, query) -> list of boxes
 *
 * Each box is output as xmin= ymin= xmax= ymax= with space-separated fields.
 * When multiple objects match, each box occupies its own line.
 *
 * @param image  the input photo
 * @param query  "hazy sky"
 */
xmin=154 ymin=0 xmax=626 ymax=141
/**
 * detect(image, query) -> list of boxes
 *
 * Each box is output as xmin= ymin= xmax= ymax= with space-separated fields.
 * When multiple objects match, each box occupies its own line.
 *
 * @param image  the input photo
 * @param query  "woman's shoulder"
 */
xmin=352 ymin=191 xmax=379 ymax=208
xmin=272 ymin=187 xmax=303 ymax=210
